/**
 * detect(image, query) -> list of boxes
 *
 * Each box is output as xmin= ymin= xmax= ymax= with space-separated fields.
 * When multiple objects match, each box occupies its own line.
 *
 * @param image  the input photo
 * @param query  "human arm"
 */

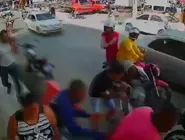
xmin=107 ymin=32 xmax=120 ymax=46
xmin=132 ymin=42 xmax=144 ymax=58
xmin=7 ymin=115 xmax=18 ymax=140
xmin=121 ymin=39 xmax=140 ymax=60
xmin=44 ymin=105 xmax=60 ymax=140
xmin=72 ymin=105 xmax=90 ymax=118
xmin=57 ymin=95 xmax=105 ymax=138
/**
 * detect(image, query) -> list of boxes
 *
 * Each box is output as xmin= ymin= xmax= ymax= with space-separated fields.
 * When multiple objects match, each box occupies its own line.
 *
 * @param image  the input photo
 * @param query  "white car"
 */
xmin=25 ymin=11 xmax=63 ymax=34
xmin=123 ymin=13 xmax=185 ymax=35
xmin=137 ymin=30 xmax=185 ymax=90
xmin=0 ymin=7 xmax=11 ymax=17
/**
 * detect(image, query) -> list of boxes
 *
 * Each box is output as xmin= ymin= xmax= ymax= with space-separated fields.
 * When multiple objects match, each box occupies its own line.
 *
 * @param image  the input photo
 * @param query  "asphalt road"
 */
xmin=0 ymin=12 xmax=185 ymax=138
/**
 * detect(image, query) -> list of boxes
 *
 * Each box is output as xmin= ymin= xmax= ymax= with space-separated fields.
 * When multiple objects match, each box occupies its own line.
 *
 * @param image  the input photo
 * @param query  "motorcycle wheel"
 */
xmin=164 ymin=130 xmax=185 ymax=140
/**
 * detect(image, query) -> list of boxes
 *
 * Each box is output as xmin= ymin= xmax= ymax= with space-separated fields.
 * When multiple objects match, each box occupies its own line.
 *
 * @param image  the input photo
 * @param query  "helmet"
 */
xmin=103 ymin=19 xmax=115 ymax=31
xmin=129 ymin=27 xmax=140 ymax=40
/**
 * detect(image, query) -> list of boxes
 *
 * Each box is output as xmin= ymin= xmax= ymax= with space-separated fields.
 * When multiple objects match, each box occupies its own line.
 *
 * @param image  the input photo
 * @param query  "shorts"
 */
xmin=120 ymin=60 xmax=134 ymax=73
xmin=90 ymin=98 xmax=116 ymax=114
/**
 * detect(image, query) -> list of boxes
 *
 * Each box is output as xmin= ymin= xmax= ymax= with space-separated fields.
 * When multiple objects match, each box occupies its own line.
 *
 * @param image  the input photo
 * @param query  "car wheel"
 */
xmin=125 ymin=23 xmax=133 ymax=32
xmin=157 ymin=29 xmax=164 ymax=35
xmin=164 ymin=130 xmax=185 ymax=140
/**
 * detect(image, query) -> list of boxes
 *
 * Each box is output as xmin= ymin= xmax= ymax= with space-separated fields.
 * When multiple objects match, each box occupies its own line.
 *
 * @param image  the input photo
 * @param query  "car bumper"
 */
xmin=40 ymin=27 xmax=63 ymax=34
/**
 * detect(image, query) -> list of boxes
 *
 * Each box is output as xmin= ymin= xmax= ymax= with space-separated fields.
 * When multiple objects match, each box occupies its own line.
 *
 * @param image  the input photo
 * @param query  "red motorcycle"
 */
xmin=135 ymin=62 xmax=172 ymax=109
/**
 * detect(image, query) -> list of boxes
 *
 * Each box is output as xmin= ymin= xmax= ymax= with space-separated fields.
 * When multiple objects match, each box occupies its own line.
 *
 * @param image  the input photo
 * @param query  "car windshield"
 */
xmin=1 ymin=7 xmax=10 ymax=12
xmin=36 ymin=13 xmax=55 ymax=21
xmin=165 ymin=16 xmax=179 ymax=23
xmin=95 ymin=1 xmax=103 ymax=4
xmin=153 ymin=6 xmax=164 ymax=11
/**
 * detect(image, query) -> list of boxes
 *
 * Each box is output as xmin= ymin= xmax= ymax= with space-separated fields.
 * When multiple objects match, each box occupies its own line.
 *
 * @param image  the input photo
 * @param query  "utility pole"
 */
xmin=132 ymin=0 xmax=138 ymax=18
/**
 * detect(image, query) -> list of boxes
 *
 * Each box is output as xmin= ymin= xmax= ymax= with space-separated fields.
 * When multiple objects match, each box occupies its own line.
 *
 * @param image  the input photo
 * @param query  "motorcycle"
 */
xmin=164 ymin=109 xmax=185 ymax=140
xmin=135 ymin=62 xmax=172 ymax=109
xmin=102 ymin=61 xmax=172 ymax=109
xmin=20 ymin=43 xmax=55 ymax=79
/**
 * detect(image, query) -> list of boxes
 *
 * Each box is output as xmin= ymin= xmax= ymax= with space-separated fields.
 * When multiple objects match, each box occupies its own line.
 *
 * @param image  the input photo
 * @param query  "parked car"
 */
xmin=24 ymin=11 xmax=63 ymax=34
xmin=137 ymin=30 xmax=185 ymax=91
xmin=0 ymin=7 xmax=11 ymax=17
xmin=123 ymin=13 xmax=185 ymax=35
xmin=165 ymin=15 xmax=185 ymax=31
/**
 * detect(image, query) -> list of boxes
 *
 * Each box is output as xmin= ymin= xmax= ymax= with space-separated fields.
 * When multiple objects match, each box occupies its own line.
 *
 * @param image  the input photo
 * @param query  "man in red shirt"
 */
xmin=101 ymin=19 xmax=120 ymax=66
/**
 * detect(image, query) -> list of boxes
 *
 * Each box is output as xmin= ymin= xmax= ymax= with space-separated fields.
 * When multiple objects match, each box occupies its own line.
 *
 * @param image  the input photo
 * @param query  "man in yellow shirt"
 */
xmin=117 ymin=27 xmax=144 ymax=73
xmin=117 ymin=27 xmax=146 ymax=108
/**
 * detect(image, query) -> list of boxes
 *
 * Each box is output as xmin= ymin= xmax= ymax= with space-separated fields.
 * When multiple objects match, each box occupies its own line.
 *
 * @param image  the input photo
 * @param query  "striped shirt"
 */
xmin=16 ymin=112 xmax=55 ymax=140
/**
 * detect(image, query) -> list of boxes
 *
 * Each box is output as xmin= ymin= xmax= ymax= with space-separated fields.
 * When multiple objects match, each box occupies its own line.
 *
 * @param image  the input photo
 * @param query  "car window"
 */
xmin=148 ymin=39 xmax=185 ymax=61
xmin=80 ymin=0 xmax=92 ymax=4
xmin=1 ymin=7 xmax=10 ymax=12
xmin=31 ymin=15 xmax=36 ymax=20
xmin=136 ymin=14 xmax=149 ymax=20
xmin=150 ymin=15 xmax=163 ymax=22
xmin=36 ymin=13 xmax=55 ymax=21
xmin=153 ymin=6 xmax=164 ymax=11
xmin=165 ymin=16 xmax=179 ymax=23
xmin=27 ymin=14 xmax=32 ymax=19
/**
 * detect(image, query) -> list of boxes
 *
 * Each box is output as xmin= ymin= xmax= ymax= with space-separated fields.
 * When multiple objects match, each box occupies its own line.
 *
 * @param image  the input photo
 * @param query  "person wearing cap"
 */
xmin=101 ymin=19 xmax=120 ymax=65
xmin=50 ymin=79 xmax=106 ymax=140
xmin=7 ymin=93 xmax=61 ymax=140
xmin=89 ymin=60 xmax=130 ymax=131
xmin=109 ymin=101 xmax=178 ymax=140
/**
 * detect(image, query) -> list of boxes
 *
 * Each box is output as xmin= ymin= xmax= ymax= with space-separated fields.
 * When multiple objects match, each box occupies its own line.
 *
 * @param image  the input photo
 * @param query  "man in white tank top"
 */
xmin=0 ymin=29 xmax=21 ymax=95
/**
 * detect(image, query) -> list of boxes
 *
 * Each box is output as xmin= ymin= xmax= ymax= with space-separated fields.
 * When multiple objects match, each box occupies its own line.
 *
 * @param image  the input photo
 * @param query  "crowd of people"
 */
xmin=0 ymin=18 xmax=180 ymax=140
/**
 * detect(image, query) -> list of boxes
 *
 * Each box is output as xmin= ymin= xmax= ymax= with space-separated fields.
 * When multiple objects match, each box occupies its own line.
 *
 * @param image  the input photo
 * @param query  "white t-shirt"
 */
xmin=0 ymin=43 xmax=14 ymax=67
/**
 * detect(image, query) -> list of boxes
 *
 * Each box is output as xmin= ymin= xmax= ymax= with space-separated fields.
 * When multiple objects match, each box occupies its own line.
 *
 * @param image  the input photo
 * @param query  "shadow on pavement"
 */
xmin=18 ymin=64 xmax=47 ymax=95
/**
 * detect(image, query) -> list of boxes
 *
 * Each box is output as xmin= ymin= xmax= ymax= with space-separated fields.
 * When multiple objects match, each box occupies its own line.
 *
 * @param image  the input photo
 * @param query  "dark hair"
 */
xmin=19 ymin=93 xmax=42 ymax=107
xmin=0 ymin=29 xmax=7 ymax=42
xmin=107 ymin=60 xmax=124 ymax=74
xmin=68 ymin=79 xmax=86 ymax=93
xmin=151 ymin=101 xmax=177 ymax=132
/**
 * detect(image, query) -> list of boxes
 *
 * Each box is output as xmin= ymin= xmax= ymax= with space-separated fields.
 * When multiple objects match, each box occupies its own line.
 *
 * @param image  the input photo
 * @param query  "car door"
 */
xmin=134 ymin=14 xmax=150 ymax=32
xmin=145 ymin=38 xmax=185 ymax=89
xmin=149 ymin=15 xmax=165 ymax=34
xmin=25 ymin=14 xmax=33 ymax=29
xmin=30 ymin=15 xmax=37 ymax=31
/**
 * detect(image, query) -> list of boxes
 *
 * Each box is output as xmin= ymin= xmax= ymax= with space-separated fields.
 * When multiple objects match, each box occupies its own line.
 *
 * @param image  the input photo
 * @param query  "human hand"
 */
xmin=114 ymin=81 xmax=131 ymax=92
xmin=101 ymin=90 xmax=112 ymax=99
xmin=104 ymin=43 xmax=109 ymax=48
